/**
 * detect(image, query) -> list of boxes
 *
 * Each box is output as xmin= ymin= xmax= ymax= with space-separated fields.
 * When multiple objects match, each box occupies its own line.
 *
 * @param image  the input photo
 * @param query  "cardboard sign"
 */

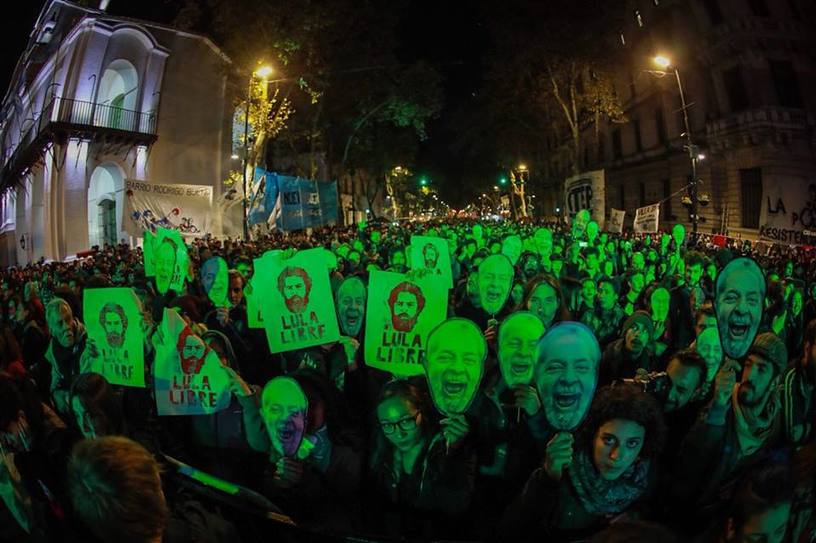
xmin=153 ymin=308 xmax=231 ymax=416
xmin=714 ymin=257 xmax=764 ymax=360
xmin=633 ymin=204 xmax=660 ymax=234
xmin=565 ymin=170 xmax=606 ymax=228
xmin=143 ymin=230 xmax=156 ymax=277
xmin=83 ymin=288 xmax=145 ymax=388
xmin=262 ymin=377 xmax=308 ymax=458
xmin=364 ymin=270 xmax=448 ymax=377
xmin=154 ymin=228 xmax=188 ymax=295
xmin=607 ymin=209 xmax=625 ymax=234
xmin=478 ymin=254 xmax=514 ymax=316
xmin=498 ymin=311 xmax=545 ymax=387
xmin=424 ymin=318 xmax=486 ymax=415
xmin=409 ymin=236 xmax=453 ymax=289
xmin=535 ymin=322 xmax=600 ymax=431
xmin=201 ymin=257 xmax=229 ymax=308
xmin=255 ymin=248 xmax=340 ymax=353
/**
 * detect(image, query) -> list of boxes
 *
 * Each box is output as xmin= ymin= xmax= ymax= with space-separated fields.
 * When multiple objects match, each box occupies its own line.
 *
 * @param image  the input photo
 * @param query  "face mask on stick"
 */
xmin=424 ymin=318 xmax=486 ymax=416
xmin=478 ymin=254 xmax=514 ymax=317
xmin=714 ymin=257 xmax=765 ymax=361
xmin=498 ymin=311 xmax=545 ymax=387
xmin=201 ymin=257 xmax=229 ymax=308
xmin=262 ymin=376 xmax=308 ymax=458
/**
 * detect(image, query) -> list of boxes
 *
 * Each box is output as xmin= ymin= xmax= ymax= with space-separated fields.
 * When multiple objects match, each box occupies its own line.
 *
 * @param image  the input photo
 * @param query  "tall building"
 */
xmin=0 ymin=0 xmax=236 ymax=266
xmin=544 ymin=0 xmax=815 ymax=242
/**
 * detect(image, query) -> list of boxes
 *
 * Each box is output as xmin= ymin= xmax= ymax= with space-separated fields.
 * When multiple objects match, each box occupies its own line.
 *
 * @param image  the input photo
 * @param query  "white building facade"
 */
xmin=0 ymin=0 xmax=236 ymax=266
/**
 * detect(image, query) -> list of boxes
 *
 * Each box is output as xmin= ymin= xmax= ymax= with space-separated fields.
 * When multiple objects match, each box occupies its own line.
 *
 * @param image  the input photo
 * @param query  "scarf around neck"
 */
xmin=568 ymin=449 xmax=650 ymax=516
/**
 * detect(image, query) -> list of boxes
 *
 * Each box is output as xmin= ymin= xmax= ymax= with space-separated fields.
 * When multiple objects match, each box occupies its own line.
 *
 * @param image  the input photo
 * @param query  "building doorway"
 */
xmin=88 ymin=164 xmax=124 ymax=249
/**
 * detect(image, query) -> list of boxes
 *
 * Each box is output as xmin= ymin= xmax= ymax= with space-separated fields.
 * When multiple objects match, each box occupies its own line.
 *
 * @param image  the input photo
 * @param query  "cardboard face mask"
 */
xmin=154 ymin=229 xmax=187 ymax=295
xmin=498 ymin=312 xmax=545 ymax=387
xmin=424 ymin=318 xmax=486 ymax=415
xmin=478 ymin=254 xmax=514 ymax=316
xmin=535 ymin=322 xmax=600 ymax=431
xmin=715 ymin=257 xmax=764 ymax=360
xmin=336 ymin=277 xmax=366 ymax=337
xmin=501 ymin=235 xmax=522 ymax=266
xmin=262 ymin=377 xmax=308 ymax=458
xmin=201 ymin=257 xmax=229 ymax=308
xmin=586 ymin=221 xmax=599 ymax=244
xmin=696 ymin=327 xmax=723 ymax=382
xmin=571 ymin=209 xmax=590 ymax=240
xmin=650 ymin=287 xmax=670 ymax=323
xmin=672 ymin=224 xmax=686 ymax=247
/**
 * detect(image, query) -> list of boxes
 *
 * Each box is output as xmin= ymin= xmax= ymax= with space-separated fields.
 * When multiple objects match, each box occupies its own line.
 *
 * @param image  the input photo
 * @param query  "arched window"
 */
xmin=96 ymin=60 xmax=139 ymax=130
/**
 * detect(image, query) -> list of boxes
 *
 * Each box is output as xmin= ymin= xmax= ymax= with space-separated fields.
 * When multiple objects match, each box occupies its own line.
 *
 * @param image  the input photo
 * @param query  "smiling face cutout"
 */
xmin=498 ymin=312 xmax=544 ymax=387
xmin=201 ymin=257 xmax=229 ymax=307
xmin=478 ymin=254 xmax=514 ymax=315
xmin=535 ymin=322 xmax=600 ymax=431
xmin=262 ymin=377 xmax=308 ymax=458
xmin=424 ymin=318 xmax=486 ymax=415
xmin=715 ymin=258 xmax=765 ymax=360
xmin=336 ymin=277 xmax=366 ymax=337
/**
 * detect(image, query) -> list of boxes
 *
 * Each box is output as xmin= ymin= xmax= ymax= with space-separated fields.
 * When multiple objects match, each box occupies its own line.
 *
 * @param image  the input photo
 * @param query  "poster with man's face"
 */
xmin=715 ymin=257 xmax=764 ymax=360
xmin=336 ymin=277 xmax=366 ymax=338
xmin=262 ymin=377 xmax=308 ymax=458
xmin=83 ymin=288 xmax=145 ymax=388
xmin=498 ymin=312 xmax=545 ymax=387
xmin=502 ymin=235 xmax=522 ymax=266
xmin=571 ymin=209 xmax=590 ymax=240
xmin=143 ymin=230 xmax=156 ymax=277
xmin=201 ymin=257 xmax=229 ymax=308
xmin=672 ymin=223 xmax=686 ymax=247
xmin=478 ymin=254 xmax=514 ymax=316
xmin=409 ymin=236 xmax=453 ymax=290
xmin=153 ymin=308 xmax=231 ymax=416
xmin=365 ymin=270 xmax=448 ymax=377
xmin=535 ymin=322 xmax=600 ymax=431
xmin=154 ymin=228 xmax=188 ymax=295
xmin=255 ymin=248 xmax=340 ymax=353
xmin=534 ymin=228 xmax=553 ymax=257
xmin=424 ymin=318 xmax=486 ymax=415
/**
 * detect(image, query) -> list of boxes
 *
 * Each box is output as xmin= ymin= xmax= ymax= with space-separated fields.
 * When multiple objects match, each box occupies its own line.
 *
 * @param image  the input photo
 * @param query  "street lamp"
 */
xmin=241 ymin=64 xmax=274 ymax=241
xmin=652 ymin=54 xmax=700 ymax=235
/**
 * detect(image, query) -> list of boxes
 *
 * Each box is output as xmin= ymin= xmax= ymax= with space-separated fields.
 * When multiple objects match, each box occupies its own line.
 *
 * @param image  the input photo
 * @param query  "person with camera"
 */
xmin=668 ymin=333 xmax=788 ymax=534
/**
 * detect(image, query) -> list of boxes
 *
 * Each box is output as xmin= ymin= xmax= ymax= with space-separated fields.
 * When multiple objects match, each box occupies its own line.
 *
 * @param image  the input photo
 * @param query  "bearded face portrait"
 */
xmin=100 ymin=306 xmax=127 ymax=349
xmin=478 ymin=254 xmax=514 ymax=315
xmin=498 ymin=312 xmax=544 ymax=387
xmin=715 ymin=258 xmax=764 ymax=360
xmin=277 ymin=267 xmax=312 ymax=314
xmin=388 ymin=282 xmax=425 ymax=332
xmin=422 ymin=244 xmax=439 ymax=270
xmin=535 ymin=322 xmax=600 ymax=431
xmin=336 ymin=277 xmax=366 ymax=337
xmin=262 ymin=377 xmax=308 ymax=458
xmin=178 ymin=330 xmax=207 ymax=375
xmin=425 ymin=318 xmax=486 ymax=415
xmin=155 ymin=239 xmax=178 ymax=295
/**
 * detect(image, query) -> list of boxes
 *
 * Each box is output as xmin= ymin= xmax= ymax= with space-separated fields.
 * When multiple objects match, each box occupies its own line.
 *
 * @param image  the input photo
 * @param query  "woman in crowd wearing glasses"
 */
xmin=363 ymin=379 xmax=477 ymax=540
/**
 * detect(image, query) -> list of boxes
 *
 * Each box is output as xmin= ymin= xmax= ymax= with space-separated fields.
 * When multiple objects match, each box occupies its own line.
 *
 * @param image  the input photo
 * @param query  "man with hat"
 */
xmin=669 ymin=332 xmax=787 ymax=530
xmin=598 ymin=310 xmax=655 ymax=386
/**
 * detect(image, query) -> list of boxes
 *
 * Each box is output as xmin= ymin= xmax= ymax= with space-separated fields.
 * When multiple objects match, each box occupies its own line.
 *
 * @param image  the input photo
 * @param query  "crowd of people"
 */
xmin=0 ymin=215 xmax=814 ymax=543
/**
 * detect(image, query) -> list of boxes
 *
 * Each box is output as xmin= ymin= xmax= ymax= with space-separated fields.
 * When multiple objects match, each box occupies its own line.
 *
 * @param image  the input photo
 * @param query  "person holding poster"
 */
xmin=504 ymin=385 xmax=666 ymax=539
xmin=83 ymin=288 xmax=145 ymax=388
xmin=153 ymin=308 xmax=231 ymax=416
xmin=365 ymin=270 xmax=448 ymax=377
xmin=256 ymin=248 xmax=340 ymax=354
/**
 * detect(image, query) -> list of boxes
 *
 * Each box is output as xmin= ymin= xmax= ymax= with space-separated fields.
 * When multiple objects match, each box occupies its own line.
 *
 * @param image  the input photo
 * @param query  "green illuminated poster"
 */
xmin=154 ymin=228 xmax=188 ymax=295
xmin=83 ymin=288 xmax=145 ymax=388
xmin=409 ymin=235 xmax=453 ymax=289
xmin=153 ymin=308 xmax=231 ymax=416
xmin=424 ymin=318 xmax=486 ymax=415
xmin=262 ymin=376 xmax=308 ymax=458
xmin=364 ymin=270 xmax=448 ymax=377
xmin=201 ymin=257 xmax=229 ymax=308
xmin=498 ymin=311 xmax=544 ymax=387
xmin=255 ymin=247 xmax=340 ymax=353
xmin=143 ymin=230 xmax=156 ymax=277
xmin=247 ymin=250 xmax=285 ymax=329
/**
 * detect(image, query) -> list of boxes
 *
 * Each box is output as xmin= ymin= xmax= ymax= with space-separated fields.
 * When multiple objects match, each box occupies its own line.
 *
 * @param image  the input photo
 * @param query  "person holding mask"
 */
xmin=503 ymin=385 xmax=666 ymax=540
xmin=599 ymin=311 xmax=655 ymax=386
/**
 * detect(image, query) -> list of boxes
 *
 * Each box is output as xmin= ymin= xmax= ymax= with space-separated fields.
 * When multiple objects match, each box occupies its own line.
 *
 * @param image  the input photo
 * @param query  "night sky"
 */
xmin=0 ymin=0 xmax=490 ymax=202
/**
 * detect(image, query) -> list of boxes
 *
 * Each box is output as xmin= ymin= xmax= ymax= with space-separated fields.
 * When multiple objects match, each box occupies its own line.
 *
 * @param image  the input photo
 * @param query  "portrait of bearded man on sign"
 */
xmin=387 ymin=281 xmax=426 ymax=333
xmin=99 ymin=302 xmax=127 ymax=351
xmin=176 ymin=326 xmax=209 ymax=375
xmin=277 ymin=266 xmax=313 ymax=314
xmin=422 ymin=243 xmax=439 ymax=270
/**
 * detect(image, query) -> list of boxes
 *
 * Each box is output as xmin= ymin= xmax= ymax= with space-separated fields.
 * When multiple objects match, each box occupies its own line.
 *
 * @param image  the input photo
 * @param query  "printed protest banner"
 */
xmin=758 ymin=177 xmax=816 ymax=245
xmin=607 ymin=208 xmax=625 ymax=234
xmin=633 ymin=203 xmax=660 ymax=233
xmin=255 ymin=248 xmax=340 ymax=353
xmin=409 ymin=236 xmax=453 ymax=290
xmin=154 ymin=308 xmax=231 ymax=416
xmin=143 ymin=230 xmax=156 ymax=277
xmin=83 ymin=288 xmax=145 ymax=387
xmin=154 ymin=228 xmax=188 ymax=295
xmin=364 ymin=270 xmax=448 ymax=377
xmin=248 ymin=168 xmax=279 ymax=227
xmin=564 ymin=170 xmax=606 ymax=228
xmin=124 ymin=180 xmax=213 ymax=237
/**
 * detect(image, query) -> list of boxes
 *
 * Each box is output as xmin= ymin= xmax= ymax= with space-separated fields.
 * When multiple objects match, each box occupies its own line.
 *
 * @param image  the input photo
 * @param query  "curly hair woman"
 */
xmin=503 ymin=384 xmax=667 ymax=540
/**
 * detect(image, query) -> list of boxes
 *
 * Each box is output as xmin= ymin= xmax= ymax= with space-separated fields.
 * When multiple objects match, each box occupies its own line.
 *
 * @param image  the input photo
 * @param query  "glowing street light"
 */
xmin=242 ymin=62 xmax=275 ymax=241
xmin=254 ymin=65 xmax=275 ymax=79
xmin=653 ymin=55 xmax=671 ymax=69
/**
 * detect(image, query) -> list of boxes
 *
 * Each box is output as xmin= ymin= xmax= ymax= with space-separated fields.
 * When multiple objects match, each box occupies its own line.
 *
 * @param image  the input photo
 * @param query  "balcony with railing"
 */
xmin=0 ymin=96 xmax=158 ymax=190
